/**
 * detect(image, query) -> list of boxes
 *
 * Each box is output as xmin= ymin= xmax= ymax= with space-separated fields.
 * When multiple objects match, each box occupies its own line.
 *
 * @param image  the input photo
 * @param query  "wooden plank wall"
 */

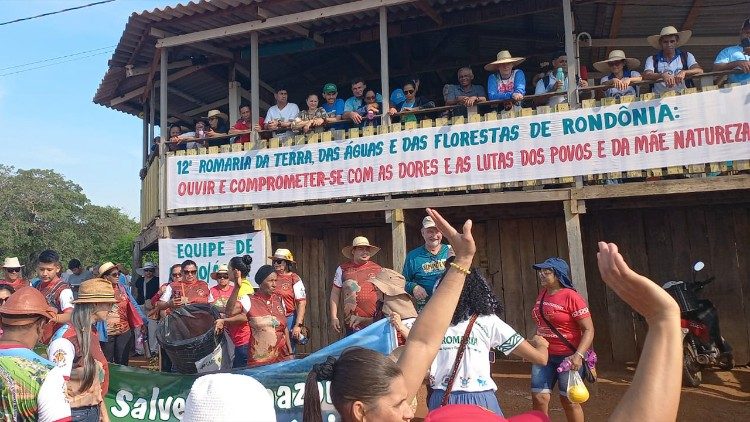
xmin=581 ymin=204 xmax=750 ymax=365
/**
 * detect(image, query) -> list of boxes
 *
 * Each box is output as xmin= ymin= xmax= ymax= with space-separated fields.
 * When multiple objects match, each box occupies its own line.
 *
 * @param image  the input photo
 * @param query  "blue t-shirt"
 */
xmin=322 ymin=98 xmax=347 ymax=130
xmin=402 ymin=244 xmax=452 ymax=300
xmin=714 ymin=45 xmax=750 ymax=84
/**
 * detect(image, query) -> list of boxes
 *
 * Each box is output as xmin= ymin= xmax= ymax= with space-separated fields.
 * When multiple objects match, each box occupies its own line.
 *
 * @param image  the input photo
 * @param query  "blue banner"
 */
xmin=106 ymin=319 xmax=396 ymax=421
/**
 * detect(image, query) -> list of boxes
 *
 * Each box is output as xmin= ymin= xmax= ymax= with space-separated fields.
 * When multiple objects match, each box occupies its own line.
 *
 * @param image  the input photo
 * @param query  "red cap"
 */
xmin=424 ymin=405 xmax=550 ymax=422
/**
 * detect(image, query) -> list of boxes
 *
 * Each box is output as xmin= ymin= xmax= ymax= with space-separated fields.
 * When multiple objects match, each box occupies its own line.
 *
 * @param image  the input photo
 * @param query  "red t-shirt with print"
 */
xmin=531 ymin=288 xmax=590 ymax=356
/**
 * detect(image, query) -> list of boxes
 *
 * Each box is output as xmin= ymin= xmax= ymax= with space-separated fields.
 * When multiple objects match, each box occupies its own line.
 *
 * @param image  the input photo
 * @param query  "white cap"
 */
xmin=182 ymin=374 xmax=276 ymax=422
xmin=422 ymin=216 xmax=436 ymax=229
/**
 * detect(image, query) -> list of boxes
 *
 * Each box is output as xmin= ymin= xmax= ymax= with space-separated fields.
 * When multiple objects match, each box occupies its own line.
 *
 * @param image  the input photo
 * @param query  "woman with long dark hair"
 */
xmin=98 ymin=262 xmax=144 ymax=366
xmin=302 ymin=208 xmax=475 ymax=422
xmin=48 ymin=278 xmax=116 ymax=422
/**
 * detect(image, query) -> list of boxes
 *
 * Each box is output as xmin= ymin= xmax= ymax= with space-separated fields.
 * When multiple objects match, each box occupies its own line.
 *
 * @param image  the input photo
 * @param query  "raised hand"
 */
xmin=425 ymin=208 xmax=475 ymax=261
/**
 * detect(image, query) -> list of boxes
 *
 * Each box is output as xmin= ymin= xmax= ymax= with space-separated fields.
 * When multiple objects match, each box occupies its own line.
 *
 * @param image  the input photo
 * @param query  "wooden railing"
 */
xmin=139 ymin=75 xmax=749 ymax=225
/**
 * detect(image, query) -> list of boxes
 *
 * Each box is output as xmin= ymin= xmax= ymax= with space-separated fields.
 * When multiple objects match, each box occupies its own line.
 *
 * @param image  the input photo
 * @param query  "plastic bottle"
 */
xmin=556 ymin=67 xmax=565 ymax=92
xmin=557 ymin=358 xmax=574 ymax=373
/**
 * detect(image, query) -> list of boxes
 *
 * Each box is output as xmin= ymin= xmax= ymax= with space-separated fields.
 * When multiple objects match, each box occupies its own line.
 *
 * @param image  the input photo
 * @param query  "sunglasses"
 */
xmin=209 ymin=116 xmax=218 ymax=120
xmin=106 ymin=271 xmax=120 ymax=278
xmin=365 ymin=96 xmax=376 ymax=100
xmin=5 ymin=268 xmax=20 ymax=273
xmin=171 ymin=272 xmax=182 ymax=278
xmin=144 ymin=268 xmax=154 ymax=272
xmin=404 ymin=89 xmax=415 ymax=94
xmin=216 ymin=274 xmax=230 ymax=279
xmin=608 ymin=60 xmax=625 ymax=66
xmin=183 ymin=270 xmax=197 ymax=274
xmin=273 ymin=259 xmax=285 ymax=265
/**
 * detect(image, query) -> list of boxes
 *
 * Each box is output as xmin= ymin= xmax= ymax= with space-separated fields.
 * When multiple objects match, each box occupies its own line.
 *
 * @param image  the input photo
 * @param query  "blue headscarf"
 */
xmin=532 ymin=257 xmax=574 ymax=290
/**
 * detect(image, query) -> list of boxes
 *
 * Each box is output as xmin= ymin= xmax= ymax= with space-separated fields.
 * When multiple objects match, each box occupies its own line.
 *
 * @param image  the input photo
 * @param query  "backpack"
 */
xmin=651 ymin=51 xmax=695 ymax=88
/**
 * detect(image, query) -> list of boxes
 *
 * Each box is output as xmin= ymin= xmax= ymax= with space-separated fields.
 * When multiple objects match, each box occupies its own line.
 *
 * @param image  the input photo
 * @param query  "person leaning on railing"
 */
xmin=388 ymin=80 xmax=435 ymax=124
xmin=713 ymin=18 xmax=750 ymax=85
xmin=593 ymin=50 xmax=643 ymax=99
xmin=485 ymin=50 xmax=526 ymax=111
xmin=443 ymin=66 xmax=487 ymax=118
xmin=641 ymin=26 xmax=703 ymax=94
xmin=292 ymin=93 xmax=328 ymax=134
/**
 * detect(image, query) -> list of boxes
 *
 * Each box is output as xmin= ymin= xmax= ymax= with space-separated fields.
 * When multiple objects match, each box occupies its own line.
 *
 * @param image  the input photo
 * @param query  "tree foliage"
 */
xmin=0 ymin=166 xmax=144 ymax=277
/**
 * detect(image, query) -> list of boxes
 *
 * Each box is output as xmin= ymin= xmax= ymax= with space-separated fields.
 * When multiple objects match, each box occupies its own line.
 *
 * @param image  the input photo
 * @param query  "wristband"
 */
xmin=449 ymin=262 xmax=471 ymax=275
xmin=575 ymin=351 xmax=585 ymax=359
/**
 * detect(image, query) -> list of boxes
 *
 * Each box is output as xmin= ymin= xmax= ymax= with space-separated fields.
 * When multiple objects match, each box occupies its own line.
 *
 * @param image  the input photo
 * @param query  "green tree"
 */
xmin=0 ymin=167 xmax=145 ymax=277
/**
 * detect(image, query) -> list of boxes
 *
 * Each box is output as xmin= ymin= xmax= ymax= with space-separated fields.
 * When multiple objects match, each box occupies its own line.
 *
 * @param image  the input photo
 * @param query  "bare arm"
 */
xmin=597 ymin=242 xmax=682 ymax=422
xmin=397 ymin=208 xmax=476 ymax=398
xmin=510 ymin=335 xmax=549 ymax=365
xmin=329 ymin=286 xmax=341 ymax=333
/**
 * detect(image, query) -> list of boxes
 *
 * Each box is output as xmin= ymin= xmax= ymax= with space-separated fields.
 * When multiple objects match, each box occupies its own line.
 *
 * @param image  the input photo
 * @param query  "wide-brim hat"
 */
xmin=484 ymin=50 xmax=526 ymax=71
xmin=647 ymin=26 xmax=692 ymax=50
xmin=269 ymin=248 xmax=295 ymax=264
xmin=98 ymin=262 xmax=118 ymax=277
xmin=371 ymin=269 xmax=418 ymax=319
xmin=183 ymin=374 xmax=277 ymax=422
xmin=73 ymin=278 xmax=117 ymax=304
xmin=0 ymin=286 xmax=57 ymax=325
xmin=341 ymin=236 xmax=380 ymax=259
xmin=210 ymin=264 xmax=230 ymax=281
xmin=136 ymin=262 xmax=157 ymax=276
xmin=593 ymin=50 xmax=641 ymax=73
xmin=532 ymin=257 xmax=574 ymax=290
xmin=203 ymin=109 xmax=228 ymax=121
xmin=2 ymin=257 xmax=23 ymax=269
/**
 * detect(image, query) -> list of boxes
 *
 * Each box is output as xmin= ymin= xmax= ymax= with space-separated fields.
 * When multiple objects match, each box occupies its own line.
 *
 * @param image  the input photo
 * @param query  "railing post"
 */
xmin=379 ymin=6 xmax=391 ymax=127
xmin=564 ymin=200 xmax=588 ymax=302
xmin=562 ymin=0 xmax=580 ymax=108
xmin=228 ymin=63 xmax=240 ymax=127
xmin=158 ymin=47 xmax=168 ymax=220
xmin=250 ymin=32 xmax=260 ymax=144
xmin=142 ymin=102 xmax=149 ymax=168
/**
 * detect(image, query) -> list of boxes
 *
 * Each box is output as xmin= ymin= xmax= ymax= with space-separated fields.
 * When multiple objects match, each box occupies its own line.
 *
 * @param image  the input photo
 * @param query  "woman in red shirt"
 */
xmin=99 ymin=262 xmax=144 ymax=366
xmin=530 ymin=257 xmax=594 ymax=422
xmin=246 ymin=265 xmax=292 ymax=367
xmin=270 ymin=249 xmax=307 ymax=351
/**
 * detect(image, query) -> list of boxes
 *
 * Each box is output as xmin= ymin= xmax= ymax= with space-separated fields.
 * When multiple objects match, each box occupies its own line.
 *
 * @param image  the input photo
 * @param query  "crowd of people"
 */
xmin=1 ymin=205 xmax=688 ymax=421
xmin=153 ymin=21 xmax=750 ymax=155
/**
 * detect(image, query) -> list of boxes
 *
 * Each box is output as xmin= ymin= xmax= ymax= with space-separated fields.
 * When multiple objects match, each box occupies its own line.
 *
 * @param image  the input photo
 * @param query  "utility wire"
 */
xmin=0 ymin=46 xmax=115 ymax=72
xmin=0 ymin=0 xmax=116 ymax=26
xmin=0 ymin=50 xmax=113 ymax=77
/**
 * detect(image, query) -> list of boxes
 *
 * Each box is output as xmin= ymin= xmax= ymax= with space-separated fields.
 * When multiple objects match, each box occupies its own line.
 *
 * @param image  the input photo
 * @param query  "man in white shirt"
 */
xmin=264 ymin=87 xmax=299 ymax=141
xmin=642 ymin=26 xmax=703 ymax=94
xmin=534 ymin=52 xmax=588 ymax=106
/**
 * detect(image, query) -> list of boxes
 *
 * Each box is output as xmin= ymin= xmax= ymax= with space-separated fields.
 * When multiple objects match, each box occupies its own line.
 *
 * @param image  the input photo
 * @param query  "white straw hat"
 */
xmin=182 ymin=374 xmax=276 ymax=422
xmin=484 ymin=50 xmax=526 ymax=71
xmin=593 ymin=50 xmax=641 ymax=73
xmin=2 ymin=257 xmax=23 ymax=269
xmin=647 ymin=26 xmax=692 ymax=50
xmin=341 ymin=236 xmax=380 ymax=259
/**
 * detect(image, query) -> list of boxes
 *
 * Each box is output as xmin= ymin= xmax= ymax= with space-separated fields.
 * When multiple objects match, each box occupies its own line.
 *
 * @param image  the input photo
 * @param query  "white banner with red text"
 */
xmin=167 ymin=85 xmax=750 ymax=210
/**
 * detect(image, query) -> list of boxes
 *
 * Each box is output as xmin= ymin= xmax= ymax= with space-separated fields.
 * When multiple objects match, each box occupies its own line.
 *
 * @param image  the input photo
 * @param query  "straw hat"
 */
xmin=370 ymin=268 xmax=417 ymax=319
xmin=210 ymin=264 xmax=230 ymax=281
xmin=0 ymin=286 xmax=57 ymax=325
xmin=593 ymin=50 xmax=641 ymax=73
xmin=203 ymin=109 xmax=228 ymax=121
xmin=73 ymin=278 xmax=117 ymax=304
xmin=2 ymin=257 xmax=23 ymax=269
xmin=136 ymin=262 xmax=157 ymax=277
xmin=269 ymin=248 xmax=295 ymax=264
xmin=98 ymin=262 xmax=118 ymax=277
xmin=647 ymin=26 xmax=692 ymax=50
xmin=484 ymin=50 xmax=526 ymax=71
xmin=183 ymin=374 xmax=276 ymax=422
xmin=341 ymin=236 xmax=380 ymax=259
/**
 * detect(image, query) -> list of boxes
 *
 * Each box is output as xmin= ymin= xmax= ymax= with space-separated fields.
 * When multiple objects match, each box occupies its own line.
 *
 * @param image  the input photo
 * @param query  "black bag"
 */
xmin=156 ymin=304 xmax=226 ymax=374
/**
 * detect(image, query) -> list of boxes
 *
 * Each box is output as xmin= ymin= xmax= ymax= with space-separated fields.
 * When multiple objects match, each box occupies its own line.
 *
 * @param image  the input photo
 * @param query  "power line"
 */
xmin=0 ymin=50 xmax=113 ymax=77
xmin=0 ymin=0 xmax=116 ymax=26
xmin=0 ymin=46 xmax=116 ymax=72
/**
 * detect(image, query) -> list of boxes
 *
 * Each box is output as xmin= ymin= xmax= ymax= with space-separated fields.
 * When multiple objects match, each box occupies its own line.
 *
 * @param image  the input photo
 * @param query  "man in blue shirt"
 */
xmin=713 ymin=19 xmax=750 ymax=84
xmin=402 ymin=216 xmax=453 ymax=311
xmin=321 ymin=83 xmax=347 ymax=130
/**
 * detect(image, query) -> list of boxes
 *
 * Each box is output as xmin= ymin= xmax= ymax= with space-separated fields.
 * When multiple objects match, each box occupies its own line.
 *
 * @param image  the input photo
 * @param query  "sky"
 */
xmin=0 ymin=0 xmax=178 ymax=219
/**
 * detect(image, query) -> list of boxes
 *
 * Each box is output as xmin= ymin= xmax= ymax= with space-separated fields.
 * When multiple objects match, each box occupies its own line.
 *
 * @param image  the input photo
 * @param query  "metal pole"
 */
xmin=250 ymin=32 xmax=260 ymax=141
xmin=562 ymin=0 xmax=579 ymax=107
xmin=379 ymin=6 xmax=391 ymax=126
xmin=158 ymin=48 xmax=168 ymax=219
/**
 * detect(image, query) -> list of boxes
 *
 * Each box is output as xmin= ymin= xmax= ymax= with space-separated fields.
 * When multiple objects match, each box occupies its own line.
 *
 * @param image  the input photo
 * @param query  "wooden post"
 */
xmin=132 ymin=238 xmax=143 ymax=271
xmin=228 ymin=63 xmax=240 ymax=126
xmin=253 ymin=218 xmax=272 ymax=264
xmin=379 ymin=6 xmax=391 ymax=126
xmin=562 ymin=0 xmax=579 ymax=107
xmin=149 ymin=86 xmax=155 ymax=152
xmin=563 ymin=200 xmax=588 ymax=301
xmin=389 ymin=209 xmax=407 ymax=272
xmin=250 ymin=32 xmax=261 ymax=144
xmin=158 ymin=48 xmax=168 ymax=220
xmin=142 ymin=102 xmax=149 ymax=168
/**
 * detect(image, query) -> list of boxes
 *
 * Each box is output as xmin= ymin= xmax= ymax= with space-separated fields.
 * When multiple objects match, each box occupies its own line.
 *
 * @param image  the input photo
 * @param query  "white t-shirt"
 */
xmin=332 ymin=266 xmax=344 ymax=288
xmin=47 ymin=337 xmax=76 ymax=378
xmin=429 ymin=314 xmax=523 ymax=393
xmin=265 ymin=103 xmax=300 ymax=139
xmin=534 ymin=72 xmax=569 ymax=106
xmin=58 ymin=289 xmax=74 ymax=312
xmin=38 ymin=366 xmax=71 ymax=422
xmin=600 ymin=70 xmax=642 ymax=98
xmin=643 ymin=51 xmax=698 ymax=94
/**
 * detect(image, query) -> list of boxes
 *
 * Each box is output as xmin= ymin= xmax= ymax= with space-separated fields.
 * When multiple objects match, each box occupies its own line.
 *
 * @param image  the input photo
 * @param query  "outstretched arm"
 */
xmin=597 ymin=242 xmax=681 ymax=422
xmin=397 ymin=208 xmax=476 ymax=398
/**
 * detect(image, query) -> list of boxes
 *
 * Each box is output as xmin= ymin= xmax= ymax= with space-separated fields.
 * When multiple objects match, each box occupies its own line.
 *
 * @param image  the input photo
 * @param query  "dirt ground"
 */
xmin=411 ymin=361 xmax=750 ymax=421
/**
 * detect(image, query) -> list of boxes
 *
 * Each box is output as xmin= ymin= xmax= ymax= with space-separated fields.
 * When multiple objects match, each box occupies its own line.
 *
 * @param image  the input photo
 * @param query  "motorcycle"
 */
xmin=662 ymin=261 xmax=734 ymax=387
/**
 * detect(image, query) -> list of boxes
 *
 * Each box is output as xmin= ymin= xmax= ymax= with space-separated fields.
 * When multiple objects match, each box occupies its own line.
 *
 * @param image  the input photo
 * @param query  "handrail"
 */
xmin=579 ymin=69 xmax=742 ymax=92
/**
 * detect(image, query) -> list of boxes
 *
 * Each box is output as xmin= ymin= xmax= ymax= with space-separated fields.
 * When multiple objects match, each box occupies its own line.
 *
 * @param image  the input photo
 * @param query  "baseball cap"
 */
xmin=323 ymin=83 xmax=338 ymax=93
xmin=425 ymin=406 xmax=549 ymax=422
xmin=422 ymin=216 xmax=437 ymax=229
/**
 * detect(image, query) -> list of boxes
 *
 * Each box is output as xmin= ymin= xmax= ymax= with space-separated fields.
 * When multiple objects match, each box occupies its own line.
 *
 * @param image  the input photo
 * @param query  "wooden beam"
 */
xmin=141 ymin=48 xmax=162 ymax=103
xmin=252 ymin=218 xmax=273 ymax=265
xmin=587 ymin=36 xmax=735 ymax=48
xmin=681 ymin=0 xmax=703 ymax=31
xmin=150 ymin=27 xmax=234 ymax=59
xmin=572 ymin=175 xmax=750 ymax=200
xmin=348 ymin=50 xmax=375 ymax=75
xmin=183 ymin=98 xmax=229 ymax=117
xmin=234 ymin=63 xmax=276 ymax=96
xmin=255 ymin=6 xmax=325 ymax=44
xmin=563 ymin=200 xmax=589 ymax=302
xmin=168 ymin=86 xmax=206 ymax=106
xmin=156 ymin=0 xmax=419 ymax=48
xmin=238 ymin=86 xmax=272 ymax=109
xmin=606 ymin=0 xmax=624 ymax=55
xmin=414 ymin=0 xmax=443 ymax=25
xmin=390 ymin=209 xmax=407 ymax=274
xmin=126 ymin=59 xmax=194 ymax=77
xmin=158 ymin=190 xmax=570 ymax=227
